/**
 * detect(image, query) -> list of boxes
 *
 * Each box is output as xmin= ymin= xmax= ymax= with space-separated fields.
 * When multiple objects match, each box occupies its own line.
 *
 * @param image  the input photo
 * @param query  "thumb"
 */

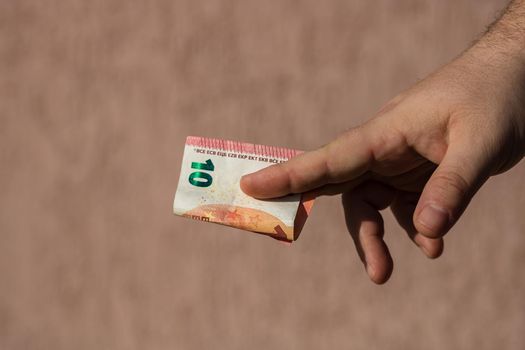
xmin=414 ymin=141 xmax=491 ymax=238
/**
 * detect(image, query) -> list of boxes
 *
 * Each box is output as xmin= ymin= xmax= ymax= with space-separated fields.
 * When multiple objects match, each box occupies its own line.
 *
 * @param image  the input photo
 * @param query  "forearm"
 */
xmin=485 ymin=0 xmax=525 ymax=50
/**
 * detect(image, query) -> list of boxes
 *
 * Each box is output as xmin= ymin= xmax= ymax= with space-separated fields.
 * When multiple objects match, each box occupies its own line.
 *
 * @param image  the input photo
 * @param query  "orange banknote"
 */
xmin=173 ymin=136 xmax=314 ymax=242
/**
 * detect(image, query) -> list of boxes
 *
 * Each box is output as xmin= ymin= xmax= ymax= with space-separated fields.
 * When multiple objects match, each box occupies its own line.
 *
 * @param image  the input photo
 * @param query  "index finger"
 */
xmin=240 ymin=127 xmax=375 ymax=199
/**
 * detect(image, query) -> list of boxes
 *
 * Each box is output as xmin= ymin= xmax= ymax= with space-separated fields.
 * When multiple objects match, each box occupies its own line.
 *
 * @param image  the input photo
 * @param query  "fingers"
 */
xmin=414 ymin=140 xmax=490 ymax=238
xmin=342 ymin=182 xmax=396 ymax=284
xmin=240 ymin=126 xmax=376 ymax=199
xmin=391 ymin=193 xmax=444 ymax=258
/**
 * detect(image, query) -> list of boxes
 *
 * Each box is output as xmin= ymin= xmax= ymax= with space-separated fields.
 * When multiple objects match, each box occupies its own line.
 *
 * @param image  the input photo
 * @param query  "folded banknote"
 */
xmin=173 ymin=136 xmax=314 ymax=242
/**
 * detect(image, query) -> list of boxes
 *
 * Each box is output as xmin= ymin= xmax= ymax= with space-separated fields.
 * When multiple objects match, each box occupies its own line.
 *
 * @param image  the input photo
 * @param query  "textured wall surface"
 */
xmin=1 ymin=1 xmax=524 ymax=349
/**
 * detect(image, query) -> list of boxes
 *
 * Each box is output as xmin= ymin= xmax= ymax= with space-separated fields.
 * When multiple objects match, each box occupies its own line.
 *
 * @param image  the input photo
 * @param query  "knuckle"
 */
xmin=371 ymin=127 xmax=407 ymax=163
xmin=322 ymin=144 xmax=338 ymax=182
xmin=431 ymin=169 xmax=470 ymax=200
xmin=282 ymin=164 xmax=305 ymax=193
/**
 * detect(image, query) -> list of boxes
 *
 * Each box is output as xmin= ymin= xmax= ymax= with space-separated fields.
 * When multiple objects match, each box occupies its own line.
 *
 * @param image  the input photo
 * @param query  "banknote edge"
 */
xmin=186 ymin=136 xmax=302 ymax=160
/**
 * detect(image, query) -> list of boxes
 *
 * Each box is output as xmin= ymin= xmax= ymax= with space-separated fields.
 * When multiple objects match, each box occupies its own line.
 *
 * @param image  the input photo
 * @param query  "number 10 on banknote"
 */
xmin=173 ymin=136 xmax=314 ymax=242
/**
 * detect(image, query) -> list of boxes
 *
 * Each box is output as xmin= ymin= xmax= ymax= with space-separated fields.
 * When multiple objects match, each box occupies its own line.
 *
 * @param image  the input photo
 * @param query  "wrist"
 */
xmin=472 ymin=24 xmax=525 ymax=153
xmin=458 ymin=42 xmax=525 ymax=163
xmin=472 ymin=1 xmax=525 ymax=74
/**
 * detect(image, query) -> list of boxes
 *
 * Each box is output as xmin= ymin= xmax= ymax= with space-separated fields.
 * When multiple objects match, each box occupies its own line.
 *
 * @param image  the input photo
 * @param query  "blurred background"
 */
xmin=1 ymin=0 xmax=524 ymax=349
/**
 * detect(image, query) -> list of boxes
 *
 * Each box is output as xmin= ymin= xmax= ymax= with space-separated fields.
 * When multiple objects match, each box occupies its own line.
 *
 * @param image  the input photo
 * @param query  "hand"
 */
xmin=240 ymin=39 xmax=525 ymax=284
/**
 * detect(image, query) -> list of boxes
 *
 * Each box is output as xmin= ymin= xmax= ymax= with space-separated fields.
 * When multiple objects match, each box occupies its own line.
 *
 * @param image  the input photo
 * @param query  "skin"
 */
xmin=240 ymin=0 xmax=525 ymax=284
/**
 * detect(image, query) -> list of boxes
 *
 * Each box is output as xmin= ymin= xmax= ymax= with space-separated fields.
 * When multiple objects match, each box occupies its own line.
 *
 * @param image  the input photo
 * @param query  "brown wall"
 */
xmin=1 ymin=1 xmax=524 ymax=349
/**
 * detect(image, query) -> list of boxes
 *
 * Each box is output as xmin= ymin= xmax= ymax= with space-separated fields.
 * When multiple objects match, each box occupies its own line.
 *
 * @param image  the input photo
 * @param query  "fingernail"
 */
xmin=419 ymin=244 xmax=430 ymax=256
xmin=420 ymin=244 xmax=436 ymax=259
xmin=365 ymin=262 xmax=374 ymax=277
xmin=240 ymin=174 xmax=250 ymax=185
xmin=418 ymin=204 xmax=449 ymax=236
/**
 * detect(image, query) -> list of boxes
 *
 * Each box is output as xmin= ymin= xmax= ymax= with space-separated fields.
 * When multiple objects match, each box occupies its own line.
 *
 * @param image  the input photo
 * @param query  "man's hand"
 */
xmin=240 ymin=1 xmax=525 ymax=284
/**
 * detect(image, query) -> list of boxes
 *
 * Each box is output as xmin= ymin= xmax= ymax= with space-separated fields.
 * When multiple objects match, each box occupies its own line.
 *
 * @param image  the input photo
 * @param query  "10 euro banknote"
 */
xmin=173 ymin=136 xmax=314 ymax=242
